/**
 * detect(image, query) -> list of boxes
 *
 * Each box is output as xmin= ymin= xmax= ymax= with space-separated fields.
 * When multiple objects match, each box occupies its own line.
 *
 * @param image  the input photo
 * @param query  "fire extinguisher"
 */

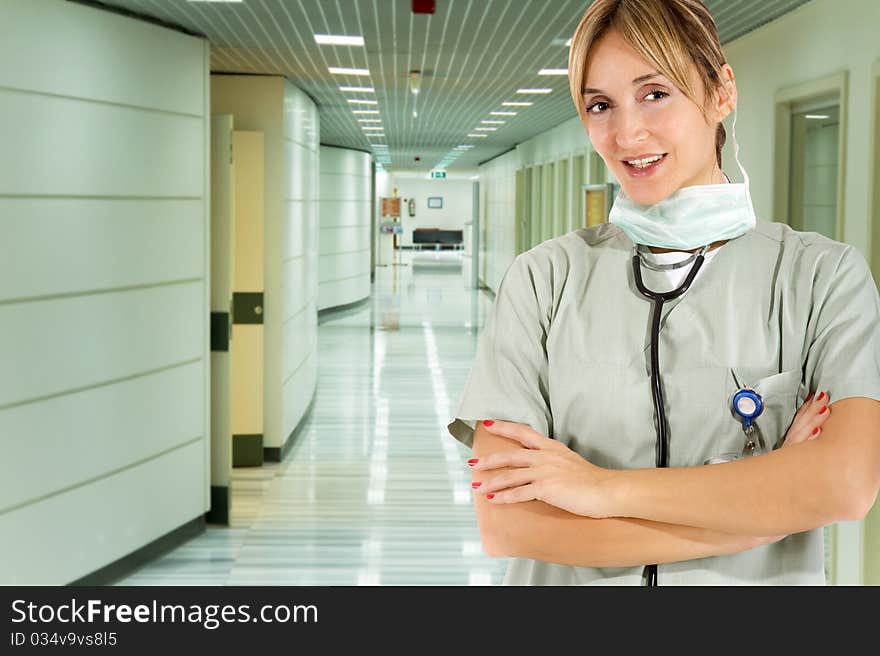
xmin=408 ymin=198 xmax=416 ymax=217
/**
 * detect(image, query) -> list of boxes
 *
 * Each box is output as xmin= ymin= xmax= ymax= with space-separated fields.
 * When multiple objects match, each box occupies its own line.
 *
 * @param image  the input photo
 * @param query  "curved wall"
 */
xmin=318 ymin=146 xmax=371 ymax=311
xmin=211 ymin=76 xmax=320 ymax=452
xmin=0 ymin=0 xmax=210 ymax=584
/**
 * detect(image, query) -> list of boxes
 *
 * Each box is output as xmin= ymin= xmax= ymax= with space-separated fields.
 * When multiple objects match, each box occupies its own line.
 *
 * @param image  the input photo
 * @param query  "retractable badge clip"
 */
xmin=731 ymin=388 xmax=766 ymax=455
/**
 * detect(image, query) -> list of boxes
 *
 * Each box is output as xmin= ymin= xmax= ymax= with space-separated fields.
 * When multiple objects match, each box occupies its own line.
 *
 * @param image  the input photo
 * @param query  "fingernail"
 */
xmin=812 ymin=427 xmax=820 ymax=435
xmin=467 ymin=458 xmax=479 ymax=466
xmin=483 ymin=420 xmax=495 ymax=427
xmin=806 ymin=392 xmax=814 ymax=401
xmin=817 ymin=392 xmax=826 ymax=402
xmin=471 ymin=482 xmax=482 ymax=488
xmin=820 ymin=405 xmax=828 ymax=414
xmin=486 ymin=494 xmax=495 ymax=500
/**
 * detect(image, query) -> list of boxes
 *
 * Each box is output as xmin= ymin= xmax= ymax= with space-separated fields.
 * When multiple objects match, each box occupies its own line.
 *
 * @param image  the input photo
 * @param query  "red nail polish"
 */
xmin=486 ymin=494 xmax=495 ymax=500
xmin=817 ymin=392 xmax=826 ymax=402
xmin=806 ymin=392 xmax=814 ymax=401
xmin=467 ymin=458 xmax=478 ymax=465
xmin=820 ymin=405 xmax=828 ymax=414
xmin=483 ymin=420 xmax=495 ymax=427
xmin=472 ymin=482 xmax=482 ymax=488
xmin=812 ymin=427 xmax=820 ymax=435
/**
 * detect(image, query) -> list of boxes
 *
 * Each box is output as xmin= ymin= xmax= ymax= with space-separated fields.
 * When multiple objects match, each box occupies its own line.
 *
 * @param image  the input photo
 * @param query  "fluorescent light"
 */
xmin=538 ymin=68 xmax=568 ymax=75
xmin=339 ymin=86 xmax=374 ymax=92
xmin=565 ymin=37 xmax=572 ymax=46
xmin=502 ymin=101 xmax=532 ymax=106
xmin=517 ymin=88 xmax=552 ymax=94
xmin=474 ymin=127 xmax=497 ymax=131
xmin=491 ymin=111 xmax=517 ymax=116
xmin=467 ymin=133 xmax=488 ymax=138
xmin=470 ymin=175 xmax=479 ymax=180
xmin=366 ymin=133 xmax=385 ymax=137
xmin=329 ymin=67 xmax=370 ymax=75
xmin=315 ymin=34 xmax=365 ymax=46
xmin=805 ymin=114 xmax=830 ymax=119
xmin=481 ymin=120 xmax=505 ymax=124
xmin=358 ymin=118 xmax=382 ymax=123
xmin=352 ymin=110 xmax=380 ymax=114
xmin=347 ymin=99 xmax=378 ymax=105
xmin=362 ymin=126 xmax=384 ymax=130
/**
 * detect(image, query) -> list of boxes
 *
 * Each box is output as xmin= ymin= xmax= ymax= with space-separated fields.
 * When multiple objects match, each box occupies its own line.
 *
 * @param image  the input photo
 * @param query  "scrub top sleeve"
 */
xmin=447 ymin=253 xmax=553 ymax=449
xmin=804 ymin=245 xmax=880 ymax=404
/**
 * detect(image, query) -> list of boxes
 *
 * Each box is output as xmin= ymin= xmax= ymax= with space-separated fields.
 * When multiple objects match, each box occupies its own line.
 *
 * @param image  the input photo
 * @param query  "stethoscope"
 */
xmin=631 ymin=242 xmax=765 ymax=587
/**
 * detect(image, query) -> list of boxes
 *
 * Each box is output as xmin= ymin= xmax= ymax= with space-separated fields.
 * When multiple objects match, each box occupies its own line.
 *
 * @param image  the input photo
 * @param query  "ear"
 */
xmin=712 ymin=64 xmax=737 ymax=122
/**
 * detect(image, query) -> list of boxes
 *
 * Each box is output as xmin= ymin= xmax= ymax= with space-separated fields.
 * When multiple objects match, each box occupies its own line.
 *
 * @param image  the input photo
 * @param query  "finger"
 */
xmin=785 ymin=393 xmax=831 ymax=446
xmin=481 ymin=420 xmax=554 ymax=450
xmin=471 ymin=449 xmax=540 ymax=472
xmin=484 ymin=483 xmax=539 ymax=505
xmin=474 ymin=468 xmax=536 ymax=494
xmin=793 ymin=391 xmax=815 ymax=419
xmin=788 ymin=410 xmax=826 ymax=444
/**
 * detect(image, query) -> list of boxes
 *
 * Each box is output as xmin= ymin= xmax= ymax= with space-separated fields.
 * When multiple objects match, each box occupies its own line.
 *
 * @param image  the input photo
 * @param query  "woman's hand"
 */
xmin=781 ymin=390 xmax=831 ymax=448
xmin=469 ymin=420 xmax=617 ymax=518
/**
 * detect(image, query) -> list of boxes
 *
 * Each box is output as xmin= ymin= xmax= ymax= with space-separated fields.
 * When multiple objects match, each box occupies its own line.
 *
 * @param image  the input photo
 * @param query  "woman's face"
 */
xmin=581 ymin=28 xmax=733 ymax=205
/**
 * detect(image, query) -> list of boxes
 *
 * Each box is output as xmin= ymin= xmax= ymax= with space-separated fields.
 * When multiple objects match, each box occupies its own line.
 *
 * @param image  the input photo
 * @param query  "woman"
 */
xmin=447 ymin=0 xmax=880 ymax=585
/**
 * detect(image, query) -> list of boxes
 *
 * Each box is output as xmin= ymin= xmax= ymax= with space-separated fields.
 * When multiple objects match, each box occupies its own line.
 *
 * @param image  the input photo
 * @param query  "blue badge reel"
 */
xmin=705 ymin=388 xmax=767 ymax=465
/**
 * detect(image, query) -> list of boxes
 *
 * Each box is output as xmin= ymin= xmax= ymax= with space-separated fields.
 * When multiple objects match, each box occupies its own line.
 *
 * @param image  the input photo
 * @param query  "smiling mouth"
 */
xmin=623 ymin=153 xmax=667 ymax=169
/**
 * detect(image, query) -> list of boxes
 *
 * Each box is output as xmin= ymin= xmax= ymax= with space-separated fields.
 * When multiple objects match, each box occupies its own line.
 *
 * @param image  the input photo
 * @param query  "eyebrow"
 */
xmin=582 ymin=72 xmax=662 ymax=95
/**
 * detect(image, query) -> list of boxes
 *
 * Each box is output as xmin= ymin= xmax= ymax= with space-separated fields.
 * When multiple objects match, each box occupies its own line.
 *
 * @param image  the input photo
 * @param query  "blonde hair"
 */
xmin=568 ymin=0 xmax=731 ymax=167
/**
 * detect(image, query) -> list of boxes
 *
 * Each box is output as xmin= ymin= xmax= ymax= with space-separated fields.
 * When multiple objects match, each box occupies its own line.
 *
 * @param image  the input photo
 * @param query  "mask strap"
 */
xmin=731 ymin=104 xmax=750 ymax=191
xmin=730 ymin=102 xmax=757 ymax=223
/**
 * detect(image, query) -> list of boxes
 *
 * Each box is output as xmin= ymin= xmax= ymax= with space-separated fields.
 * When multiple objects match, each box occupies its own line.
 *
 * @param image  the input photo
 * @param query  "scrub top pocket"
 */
xmin=730 ymin=367 xmax=804 ymax=451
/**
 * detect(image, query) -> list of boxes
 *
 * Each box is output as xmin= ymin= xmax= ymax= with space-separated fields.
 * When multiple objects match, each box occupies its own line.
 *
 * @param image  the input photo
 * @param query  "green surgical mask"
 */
xmin=608 ymin=105 xmax=756 ymax=250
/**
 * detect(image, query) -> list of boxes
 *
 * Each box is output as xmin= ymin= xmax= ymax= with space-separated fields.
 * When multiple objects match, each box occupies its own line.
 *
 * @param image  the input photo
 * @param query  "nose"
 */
xmin=614 ymin=108 xmax=650 ymax=152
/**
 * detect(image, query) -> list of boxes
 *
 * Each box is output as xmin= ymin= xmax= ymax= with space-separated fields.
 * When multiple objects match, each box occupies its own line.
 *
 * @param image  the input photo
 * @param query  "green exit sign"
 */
xmin=430 ymin=170 xmax=446 ymax=179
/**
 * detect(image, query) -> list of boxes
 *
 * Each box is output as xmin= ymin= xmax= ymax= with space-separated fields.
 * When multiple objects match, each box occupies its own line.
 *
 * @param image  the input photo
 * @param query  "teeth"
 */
xmin=627 ymin=154 xmax=663 ymax=167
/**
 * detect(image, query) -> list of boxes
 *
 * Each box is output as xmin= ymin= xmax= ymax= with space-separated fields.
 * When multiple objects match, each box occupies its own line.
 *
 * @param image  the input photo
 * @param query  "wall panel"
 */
xmin=0 ymin=0 xmax=209 ymax=583
xmin=317 ymin=146 xmax=371 ymax=312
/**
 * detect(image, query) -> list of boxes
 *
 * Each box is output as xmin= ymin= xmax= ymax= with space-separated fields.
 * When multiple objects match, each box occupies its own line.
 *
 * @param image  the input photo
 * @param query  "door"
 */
xmin=208 ymin=114 xmax=235 ymax=524
xmin=788 ymin=99 xmax=840 ymax=239
xmin=231 ymin=131 xmax=266 ymax=468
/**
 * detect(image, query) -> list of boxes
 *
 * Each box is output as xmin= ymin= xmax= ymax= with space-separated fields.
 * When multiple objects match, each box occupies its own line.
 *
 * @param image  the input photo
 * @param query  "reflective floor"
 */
xmin=116 ymin=249 xmax=505 ymax=585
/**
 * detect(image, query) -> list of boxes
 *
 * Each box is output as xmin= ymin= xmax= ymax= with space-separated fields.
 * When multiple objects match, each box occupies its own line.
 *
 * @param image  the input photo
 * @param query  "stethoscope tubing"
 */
xmin=631 ymin=245 xmax=709 ymax=587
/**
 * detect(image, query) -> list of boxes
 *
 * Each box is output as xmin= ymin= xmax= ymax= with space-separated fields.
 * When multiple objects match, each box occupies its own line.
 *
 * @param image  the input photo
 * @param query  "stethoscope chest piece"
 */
xmin=731 ymin=388 xmax=765 ymax=455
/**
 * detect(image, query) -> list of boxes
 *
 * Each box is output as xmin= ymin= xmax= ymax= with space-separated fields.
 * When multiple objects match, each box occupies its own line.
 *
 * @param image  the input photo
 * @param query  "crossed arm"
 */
xmin=471 ymin=397 xmax=880 ymax=567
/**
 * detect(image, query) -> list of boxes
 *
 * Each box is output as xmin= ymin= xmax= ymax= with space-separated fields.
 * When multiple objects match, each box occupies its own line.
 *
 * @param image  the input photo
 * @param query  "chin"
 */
xmin=620 ymin=185 xmax=669 ymax=206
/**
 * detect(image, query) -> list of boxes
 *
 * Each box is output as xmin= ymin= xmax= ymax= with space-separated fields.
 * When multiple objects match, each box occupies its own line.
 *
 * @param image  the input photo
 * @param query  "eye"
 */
xmin=584 ymin=100 xmax=609 ymax=115
xmin=644 ymin=89 xmax=669 ymax=101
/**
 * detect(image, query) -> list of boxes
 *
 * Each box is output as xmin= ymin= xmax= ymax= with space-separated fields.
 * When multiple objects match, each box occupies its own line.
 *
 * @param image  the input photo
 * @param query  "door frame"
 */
xmin=865 ymin=59 xmax=880 ymax=585
xmin=773 ymin=71 xmax=848 ymax=241
xmin=870 ymin=60 xmax=880 ymax=286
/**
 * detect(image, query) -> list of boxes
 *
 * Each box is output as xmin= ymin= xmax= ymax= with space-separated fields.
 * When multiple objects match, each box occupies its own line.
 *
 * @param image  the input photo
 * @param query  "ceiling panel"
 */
xmin=88 ymin=0 xmax=815 ymax=171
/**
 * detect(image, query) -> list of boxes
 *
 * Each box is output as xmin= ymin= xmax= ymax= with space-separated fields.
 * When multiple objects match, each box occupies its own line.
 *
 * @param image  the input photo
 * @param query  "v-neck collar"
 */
xmin=621 ymin=227 xmax=757 ymax=337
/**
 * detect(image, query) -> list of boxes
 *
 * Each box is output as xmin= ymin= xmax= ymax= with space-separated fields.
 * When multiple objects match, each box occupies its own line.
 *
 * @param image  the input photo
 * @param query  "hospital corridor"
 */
xmin=2 ymin=0 xmax=880 ymax=589
xmin=116 ymin=250 xmax=504 ymax=585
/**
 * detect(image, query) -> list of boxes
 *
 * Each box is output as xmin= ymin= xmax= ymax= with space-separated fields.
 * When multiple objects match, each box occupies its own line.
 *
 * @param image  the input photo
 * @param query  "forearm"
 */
xmin=478 ymin=497 xmax=762 ymax=567
xmin=610 ymin=437 xmax=859 ymax=537
xmin=472 ymin=425 xmax=761 ymax=567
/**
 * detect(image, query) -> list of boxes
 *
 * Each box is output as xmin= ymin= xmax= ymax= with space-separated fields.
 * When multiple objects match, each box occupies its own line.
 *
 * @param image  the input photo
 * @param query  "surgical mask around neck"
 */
xmin=608 ymin=105 xmax=756 ymax=251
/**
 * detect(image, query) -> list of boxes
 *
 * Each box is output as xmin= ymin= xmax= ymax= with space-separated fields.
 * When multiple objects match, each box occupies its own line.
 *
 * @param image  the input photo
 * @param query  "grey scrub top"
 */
xmin=447 ymin=218 xmax=880 ymax=585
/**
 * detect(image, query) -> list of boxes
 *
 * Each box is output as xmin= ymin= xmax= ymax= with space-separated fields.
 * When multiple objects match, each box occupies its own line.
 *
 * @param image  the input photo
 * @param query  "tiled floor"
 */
xmin=116 ymin=249 xmax=507 ymax=585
